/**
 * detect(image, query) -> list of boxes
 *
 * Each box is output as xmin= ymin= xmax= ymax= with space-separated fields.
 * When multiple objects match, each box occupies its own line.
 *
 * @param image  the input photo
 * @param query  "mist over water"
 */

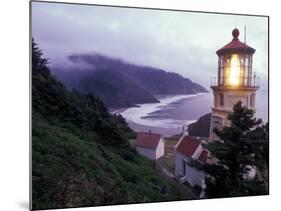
xmin=119 ymin=90 xmax=268 ymax=137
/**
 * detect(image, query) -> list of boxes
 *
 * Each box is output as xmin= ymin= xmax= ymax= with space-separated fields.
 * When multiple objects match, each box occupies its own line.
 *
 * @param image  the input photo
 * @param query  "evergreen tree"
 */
xmin=32 ymin=38 xmax=49 ymax=73
xmin=32 ymin=39 xmax=132 ymax=147
xmin=192 ymin=102 xmax=269 ymax=198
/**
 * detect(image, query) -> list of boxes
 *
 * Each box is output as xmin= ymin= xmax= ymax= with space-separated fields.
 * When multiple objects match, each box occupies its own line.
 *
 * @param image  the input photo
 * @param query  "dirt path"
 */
xmin=155 ymin=138 xmax=198 ymax=199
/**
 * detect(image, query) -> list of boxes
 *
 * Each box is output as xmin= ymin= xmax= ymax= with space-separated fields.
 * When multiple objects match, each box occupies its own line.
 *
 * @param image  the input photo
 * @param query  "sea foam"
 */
xmin=120 ymin=94 xmax=203 ymax=128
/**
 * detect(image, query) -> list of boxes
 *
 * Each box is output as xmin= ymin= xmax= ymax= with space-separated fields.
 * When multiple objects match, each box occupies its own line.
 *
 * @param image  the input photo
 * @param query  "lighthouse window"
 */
xmin=245 ymin=56 xmax=249 ymax=67
xmin=250 ymin=94 xmax=255 ymax=107
xmin=219 ymin=93 xmax=224 ymax=106
xmin=240 ymin=56 xmax=244 ymax=66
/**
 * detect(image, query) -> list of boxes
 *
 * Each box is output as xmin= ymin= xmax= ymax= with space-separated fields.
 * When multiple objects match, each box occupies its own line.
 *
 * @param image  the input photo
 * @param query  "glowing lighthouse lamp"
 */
xmin=209 ymin=28 xmax=259 ymax=139
xmin=228 ymin=54 xmax=240 ymax=85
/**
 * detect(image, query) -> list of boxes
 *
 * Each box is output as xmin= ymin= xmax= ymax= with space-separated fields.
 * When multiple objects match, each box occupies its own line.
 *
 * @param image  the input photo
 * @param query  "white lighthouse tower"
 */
xmin=209 ymin=28 xmax=259 ymax=139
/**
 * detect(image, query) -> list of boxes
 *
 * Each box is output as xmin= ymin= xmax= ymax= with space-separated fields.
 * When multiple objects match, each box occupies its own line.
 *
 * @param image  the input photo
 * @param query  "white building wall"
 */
xmin=175 ymin=152 xmax=205 ymax=187
xmin=136 ymin=146 xmax=156 ymax=160
xmin=185 ymin=163 xmax=205 ymax=187
xmin=175 ymin=152 xmax=186 ymax=176
xmin=155 ymin=138 xmax=165 ymax=160
xmin=214 ymin=90 xmax=256 ymax=111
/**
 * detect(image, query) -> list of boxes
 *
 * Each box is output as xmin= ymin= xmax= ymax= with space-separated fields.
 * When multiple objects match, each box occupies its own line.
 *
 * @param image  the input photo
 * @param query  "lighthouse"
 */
xmin=209 ymin=28 xmax=259 ymax=139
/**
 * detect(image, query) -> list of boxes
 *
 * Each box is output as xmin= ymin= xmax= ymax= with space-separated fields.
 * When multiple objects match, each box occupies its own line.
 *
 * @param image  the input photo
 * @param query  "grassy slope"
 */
xmin=32 ymin=112 xmax=193 ymax=209
xmin=32 ymin=41 xmax=194 ymax=210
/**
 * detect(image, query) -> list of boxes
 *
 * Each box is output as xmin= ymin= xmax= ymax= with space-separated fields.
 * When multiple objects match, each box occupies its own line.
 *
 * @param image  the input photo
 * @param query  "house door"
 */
xmin=182 ymin=160 xmax=186 ymax=175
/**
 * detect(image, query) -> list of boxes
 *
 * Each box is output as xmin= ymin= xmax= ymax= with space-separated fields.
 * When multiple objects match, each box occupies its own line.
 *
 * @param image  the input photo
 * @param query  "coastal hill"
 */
xmin=32 ymin=41 xmax=193 ymax=209
xmin=52 ymin=54 xmax=208 ymax=108
xmin=188 ymin=113 xmax=211 ymax=138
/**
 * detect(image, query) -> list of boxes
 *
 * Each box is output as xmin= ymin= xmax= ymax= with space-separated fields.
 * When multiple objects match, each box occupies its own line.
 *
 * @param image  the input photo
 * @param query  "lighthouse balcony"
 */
xmin=210 ymin=76 xmax=259 ymax=90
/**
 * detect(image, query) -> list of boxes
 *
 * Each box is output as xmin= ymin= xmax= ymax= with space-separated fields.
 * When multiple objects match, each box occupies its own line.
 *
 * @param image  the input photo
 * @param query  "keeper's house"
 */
xmin=175 ymin=135 xmax=208 ymax=187
xmin=135 ymin=132 xmax=165 ymax=160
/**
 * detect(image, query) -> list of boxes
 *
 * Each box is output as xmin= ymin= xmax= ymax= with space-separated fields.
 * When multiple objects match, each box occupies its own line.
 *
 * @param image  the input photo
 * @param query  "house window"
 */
xmin=219 ymin=93 xmax=224 ymax=106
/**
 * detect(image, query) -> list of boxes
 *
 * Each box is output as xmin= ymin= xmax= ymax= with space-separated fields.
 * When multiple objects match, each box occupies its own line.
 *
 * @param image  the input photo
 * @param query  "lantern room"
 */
xmin=209 ymin=27 xmax=260 ymax=140
xmin=212 ymin=28 xmax=258 ymax=87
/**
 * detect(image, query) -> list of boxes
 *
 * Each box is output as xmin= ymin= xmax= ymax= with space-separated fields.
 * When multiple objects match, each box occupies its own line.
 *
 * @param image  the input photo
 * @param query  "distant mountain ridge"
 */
xmin=53 ymin=54 xmax=208 ymax=108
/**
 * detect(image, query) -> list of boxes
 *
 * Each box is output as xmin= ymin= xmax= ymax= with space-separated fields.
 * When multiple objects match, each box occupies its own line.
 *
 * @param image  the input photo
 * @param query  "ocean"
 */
xmin=118 ymin=89 xmax=268 ymax=137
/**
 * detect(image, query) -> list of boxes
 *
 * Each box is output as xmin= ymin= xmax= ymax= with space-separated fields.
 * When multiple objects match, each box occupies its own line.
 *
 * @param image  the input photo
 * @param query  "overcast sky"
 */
xmin=31 ymin=1 xmax=268 ymax=89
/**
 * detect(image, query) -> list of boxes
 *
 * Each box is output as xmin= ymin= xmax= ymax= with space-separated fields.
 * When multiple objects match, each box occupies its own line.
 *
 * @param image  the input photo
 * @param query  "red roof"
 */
xmin=135 ymin=132 xmax=162 ymax=148
xmin=198 ymin=149 xmax=208 ymax=163
xmin=176 ymin=136 xmax=201 ymax=157
xmin=216 ymin=28 xmax=255 ymax=56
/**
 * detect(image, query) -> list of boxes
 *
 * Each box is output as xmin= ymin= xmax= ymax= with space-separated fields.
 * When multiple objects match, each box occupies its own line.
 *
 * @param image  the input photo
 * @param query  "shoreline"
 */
xmin=111 ymin=90 xmax=268 ymax=137
xmin=110 ymin=92 xmax=206 ymax=115
xmin=113 ymin=93 xmax=207 ymax=137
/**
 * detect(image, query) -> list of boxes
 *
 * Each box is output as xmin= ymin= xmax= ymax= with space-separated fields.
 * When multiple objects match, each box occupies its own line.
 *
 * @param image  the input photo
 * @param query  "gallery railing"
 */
xmin=210 ymin=76 xmax=260 ymax=88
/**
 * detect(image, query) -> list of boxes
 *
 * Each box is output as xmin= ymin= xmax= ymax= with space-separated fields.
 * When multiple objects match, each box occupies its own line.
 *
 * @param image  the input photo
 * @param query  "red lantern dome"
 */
xmin=216 ymin=28 xmax=255 ymax=56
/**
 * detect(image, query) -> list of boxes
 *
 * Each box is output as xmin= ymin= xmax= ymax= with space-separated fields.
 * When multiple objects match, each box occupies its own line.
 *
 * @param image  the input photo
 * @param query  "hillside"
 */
xmin=73 ymin=69 xmax=159 ymax=108
xmin=188 ymin=113 xmax=211 ymax=138
xmin=32 ymin=40 xmax=194 ymax=210
xmin=53 ymin=54 xmax=207 ymax=108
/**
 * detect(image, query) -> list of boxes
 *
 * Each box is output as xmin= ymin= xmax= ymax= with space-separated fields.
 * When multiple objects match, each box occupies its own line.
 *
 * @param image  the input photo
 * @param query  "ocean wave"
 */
xmin=119 ymin=93 xmax=204 ymax=128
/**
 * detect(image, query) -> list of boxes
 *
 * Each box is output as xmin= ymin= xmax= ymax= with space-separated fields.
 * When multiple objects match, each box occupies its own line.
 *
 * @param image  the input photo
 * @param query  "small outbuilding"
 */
xmin=175 ymin=135 xmax=208 ymax=188
xmin=135 ymin=131 xmax=165 ymax=160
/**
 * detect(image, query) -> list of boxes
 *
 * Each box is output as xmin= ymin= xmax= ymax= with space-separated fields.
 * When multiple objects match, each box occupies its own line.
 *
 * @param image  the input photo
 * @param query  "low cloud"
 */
xmin=32 ymin=1 xmax=268 ymax=89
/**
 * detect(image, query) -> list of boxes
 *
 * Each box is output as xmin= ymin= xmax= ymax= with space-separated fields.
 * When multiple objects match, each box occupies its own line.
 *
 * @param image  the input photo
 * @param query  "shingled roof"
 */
xmin=176 ymin=136 xmax=201 ymax=157
xmin=135 ymin=132 xmax=162 ymax=149
xmin=198 ymin=149 xmax=208 ymax=163
xmin=176 ymin=136 xmax=208 ymax=163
